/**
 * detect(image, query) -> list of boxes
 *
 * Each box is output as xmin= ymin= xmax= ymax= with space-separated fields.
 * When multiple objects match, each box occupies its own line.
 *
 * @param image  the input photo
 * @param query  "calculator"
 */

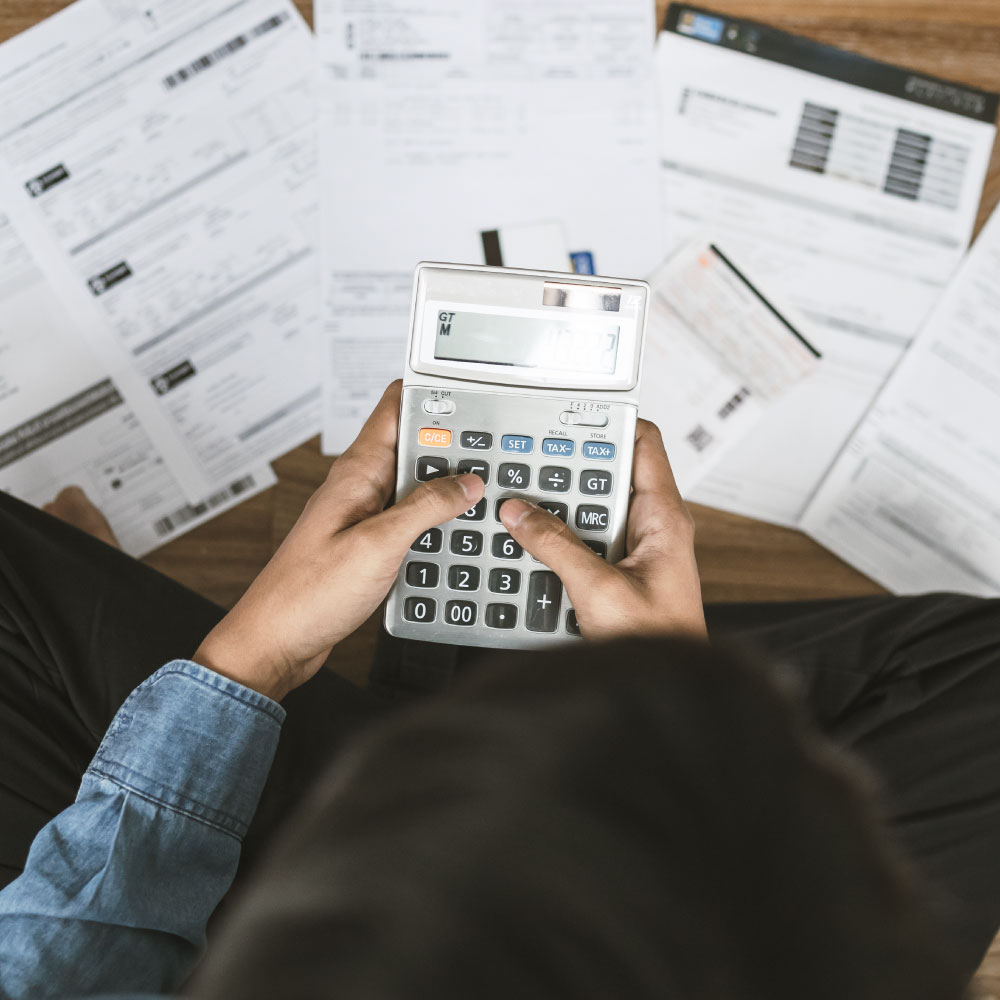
xmin=385 ymin=262 xmax=649 ymax=649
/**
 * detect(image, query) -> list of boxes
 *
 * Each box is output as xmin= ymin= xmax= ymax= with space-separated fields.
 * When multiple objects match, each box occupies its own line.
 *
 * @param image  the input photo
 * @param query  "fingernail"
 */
xmin=499 ymin=497 xmax=535 ymax=527
xmin=457 ymin=474 xmax=482 ymax=502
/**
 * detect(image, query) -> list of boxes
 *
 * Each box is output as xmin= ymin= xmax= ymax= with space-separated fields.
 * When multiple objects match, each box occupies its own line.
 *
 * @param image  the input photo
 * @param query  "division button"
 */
xmin=580 ymin=470 xmax=613 ymax=496
xmin=415 ymin=455 xmax=449 ymax=481
xmin=501 ymin=434 xmax=534 ymax=454
xmin=423 ymin=398 xmax=455 ymax=414
xmin=498 ymin=462 xmax=531 ymax=489
xmin=541 ymin=437 xmax=575 ymax=457
xmin=456 ymin=498 xmax=487 ymax=521
xmin=444 ymin=599 xmax=477 ymax=626
xmin=575 ymin=505 xmax=610 ymax=531
xmin=582 ymin=441 xmax=616 ymax=461
xmin=537 ymin=501 xmax=568 ymax=523
xmin=488 ymin=567 xmax=521 ymax=594
xmin=566 ymin=610 xmax=581 ymax=635
xmin=526 ymin=571 xmax=562 ymax=632
xmin=492 ymin=532 xmax=523 ymax=559
xmin=451 ymin=529 xmax=484 ymax=556
xmin=418 ymin=427 xmax=452 ymax=447
xmin=403 ymin=596 xmax=437 ymax=623
xmin=405 ymin=562 xmax=439 ymax=588
xmin=460 ymin=431 xmax=493 ymax=450
xmin=485 ymin=603 xmax=518 ymax=629
xmin=457 ymin=459 xmax=490 ymax=485
xmin=411 ymin=528 xmax=443 ymax=553
xmin=448 ymin=565 xmax=481 ymax=591
xmin=539 ymin=466 xmax=571 ymax=493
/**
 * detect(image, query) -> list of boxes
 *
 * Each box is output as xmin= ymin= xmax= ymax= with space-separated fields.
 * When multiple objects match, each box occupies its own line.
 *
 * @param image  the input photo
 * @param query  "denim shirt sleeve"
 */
xmin=0 ymin=660 xmax=285 ymax=1000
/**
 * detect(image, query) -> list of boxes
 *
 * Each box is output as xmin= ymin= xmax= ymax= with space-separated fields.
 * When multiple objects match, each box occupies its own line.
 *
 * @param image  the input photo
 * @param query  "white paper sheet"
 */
xmin=0 ymin=212 xmax=275 ymax=558
xmin=800 ymin=207 xmax=1000 ymax=596
xmin=641 ymin=240 xmax=820 ymax=493
xmin=316 ymin=0 xmax=662 ymax=453
xmin=0 ymin=0 xmax=321 ymax=500
xmin=656 ymin=7 xmax=998 ymax=525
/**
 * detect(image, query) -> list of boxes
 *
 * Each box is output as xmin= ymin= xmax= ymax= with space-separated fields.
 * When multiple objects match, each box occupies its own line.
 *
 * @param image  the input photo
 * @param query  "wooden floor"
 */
xmin=3 ymin=0 xmax=1000 ymax=991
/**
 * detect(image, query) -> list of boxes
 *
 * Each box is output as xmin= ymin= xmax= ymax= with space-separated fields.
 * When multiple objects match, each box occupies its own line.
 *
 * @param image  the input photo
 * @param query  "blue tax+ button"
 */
xmin=582 ymin=441 xmax=615 ymax=461
xmin=541 ymin=438 xmax=575 ymax=458
xmin=501 ymin=435 xmax=534 ymax=454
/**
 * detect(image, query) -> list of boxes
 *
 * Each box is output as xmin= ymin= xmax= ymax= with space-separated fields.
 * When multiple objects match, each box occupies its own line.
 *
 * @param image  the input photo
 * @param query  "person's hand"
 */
xmin=498 ymin=419 xmax=705 ymax=641
xmin=194 ymin=381 xmax=483 ymax=702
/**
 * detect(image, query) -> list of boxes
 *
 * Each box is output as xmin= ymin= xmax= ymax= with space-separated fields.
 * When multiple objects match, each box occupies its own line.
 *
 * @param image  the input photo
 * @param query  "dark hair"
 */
xmin=193 ymin=638 xmax=964 ymax=999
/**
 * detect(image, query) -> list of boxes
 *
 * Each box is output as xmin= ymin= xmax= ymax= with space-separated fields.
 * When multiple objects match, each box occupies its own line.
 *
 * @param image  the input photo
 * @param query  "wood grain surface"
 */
xmin=2 ymin=0 xmax=998 ymax=989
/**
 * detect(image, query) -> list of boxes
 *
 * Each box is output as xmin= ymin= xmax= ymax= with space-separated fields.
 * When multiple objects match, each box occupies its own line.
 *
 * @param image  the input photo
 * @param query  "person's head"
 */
xmin=194 ymin=638 xmax=964 ymax=999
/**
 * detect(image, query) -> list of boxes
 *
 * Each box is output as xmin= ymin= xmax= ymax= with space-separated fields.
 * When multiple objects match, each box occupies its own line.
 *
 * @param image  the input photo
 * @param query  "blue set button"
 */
xmin=582 ymin=441 xmax=615 ymax=461
xmin=541 ymin=438 xmax=575 ymax=458
xmin=501 ymin=435 xmax=533 ymax=454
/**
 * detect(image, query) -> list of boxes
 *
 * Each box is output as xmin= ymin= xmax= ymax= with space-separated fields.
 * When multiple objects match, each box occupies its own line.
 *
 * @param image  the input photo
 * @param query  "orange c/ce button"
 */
xmin=418 ymin=427 xmax=452 ymax=447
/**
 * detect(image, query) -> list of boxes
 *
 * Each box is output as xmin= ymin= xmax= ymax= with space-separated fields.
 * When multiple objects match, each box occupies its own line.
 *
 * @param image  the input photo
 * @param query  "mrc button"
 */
xmin=418 ymin=427 xmax=452 ymax=447
xmin=576 ymin=505 xmax=609 ymax=531
xmin=582 ymin=441 xmax=615 ymax=461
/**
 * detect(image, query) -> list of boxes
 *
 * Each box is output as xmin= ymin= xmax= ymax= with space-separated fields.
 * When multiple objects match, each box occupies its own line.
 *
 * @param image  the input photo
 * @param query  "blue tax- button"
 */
xmin=501 ymin=435 xmax=534 ymax=454
xmin=582 ymin=441 xmax=616 ymax=461
xmin=541 ymin=438 xmax=575 ymax=458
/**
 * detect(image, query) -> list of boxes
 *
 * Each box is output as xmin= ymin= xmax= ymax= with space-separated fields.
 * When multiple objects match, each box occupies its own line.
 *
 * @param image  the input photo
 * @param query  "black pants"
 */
xmin=2 ymin=489 xmax=999 ymax=977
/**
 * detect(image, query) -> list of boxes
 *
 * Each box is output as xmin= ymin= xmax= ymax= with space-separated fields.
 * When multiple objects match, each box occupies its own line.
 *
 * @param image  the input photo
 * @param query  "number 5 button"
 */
xmin=580 ymin=469 xmax=612 ymax=496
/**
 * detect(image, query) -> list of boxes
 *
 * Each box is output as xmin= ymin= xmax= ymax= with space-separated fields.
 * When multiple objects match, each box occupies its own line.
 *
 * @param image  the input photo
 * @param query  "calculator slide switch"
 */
xmin=559 ymin=411 xmax=609 ymax=428
xmin=423 ymin=399 xmax=455 ymax=414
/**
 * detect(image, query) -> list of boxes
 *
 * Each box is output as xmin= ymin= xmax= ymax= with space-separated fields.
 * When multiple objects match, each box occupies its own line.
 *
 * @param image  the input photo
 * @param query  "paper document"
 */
xmin=641 ymin=240 xmax=820 ymax=493
xmin=656 ymin=5 xmax=998 ymax=525
xmin=0 ymin=0 xmax=321 ymax=499
xmin=800 ymin=207 xmax=1000 ymax=596
xmin=0 ymin=213 xmax=275 ymax=558
xmin=316 ymin=0 xmax=662 ymax=453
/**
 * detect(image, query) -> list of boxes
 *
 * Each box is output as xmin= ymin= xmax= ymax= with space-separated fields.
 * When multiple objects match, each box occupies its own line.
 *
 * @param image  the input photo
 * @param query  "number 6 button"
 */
xmin=580 ymin=470 xmax=612 ymax=496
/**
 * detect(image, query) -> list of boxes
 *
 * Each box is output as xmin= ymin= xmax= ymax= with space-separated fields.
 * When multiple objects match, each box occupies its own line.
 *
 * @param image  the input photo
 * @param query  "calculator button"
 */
xmin=526 ymin=571 xmax=562 ymax=632
xmin=411 ymin=528 xmax=442 ymax=553
xmin=451 ymin=530 xmax=483 ymax=556
xmin=538 ymin=501 xmax=568 ymax=523
xmin=403 ymin=596 xmax=437 ymax=623
xmin=566 ymin=610 xmax=581 ymax=635
xmin=576 ymin=505 xmax=609 ymax=531
xmin=448 ymin=565 xmax=481 ymax=591
xmin=423 ymin=399 xmax=455 ymax=414
xmin=492 ymin=532 xmax=523 ymax=559
xmin=444 ymin=600 xmax=477 ymax=626
xmin=456 ymin=498 xmax=487 ymax=521
xmin=541 ymin=438 xmax=575 ymax=457
xmin=405 ymin=562 xmax=439 ymax=588
xmin=583 ymin=539 xmax=607 ymax=559
xmin=501 ymin=435 xmax=533 ymax=454
xmin=415 ymin=455 xmax=449 ymax=481
xmin=418 ymin=428 xmax=452 ymax=447
xmin=539 ymin=466 xmax=571 ymax=493
xmin=498 ymin=463 xmax=531 ymax=489
xmin=582 ymin=441 xmax=616 ymax=461
xmin=485 ymin=603 xmax=518 ymax=629
xmin=457 ymin=459 xmax=490 ymax=485
xmin=461 ymin=431 xmax=493 ymax=450
xmin=580 ymin=470 xmax=613 ymax=496
xmin=488 ymin=567 xmax=521 ymax=594
xmin=495 ymin=497 xmax=517 ymax=522
xmin=559 ymin=411 xmax=609 ymax=428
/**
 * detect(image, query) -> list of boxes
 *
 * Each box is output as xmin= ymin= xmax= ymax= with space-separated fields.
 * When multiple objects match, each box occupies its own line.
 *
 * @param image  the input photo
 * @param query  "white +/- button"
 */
xmin=559 ymin=410 xmax=608 ymax=428
xmin=423 ymin=398 xmax=455 ymax=414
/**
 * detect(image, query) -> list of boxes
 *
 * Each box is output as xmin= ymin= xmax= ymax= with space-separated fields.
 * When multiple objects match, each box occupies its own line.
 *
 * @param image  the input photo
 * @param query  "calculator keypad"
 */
xmin=390 ymin=386 xmax=635 ymax=649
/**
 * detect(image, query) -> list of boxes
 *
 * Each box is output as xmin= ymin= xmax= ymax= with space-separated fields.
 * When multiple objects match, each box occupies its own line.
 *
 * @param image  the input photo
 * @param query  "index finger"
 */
xmin=626 ymin=418 xmax=691 ymax=554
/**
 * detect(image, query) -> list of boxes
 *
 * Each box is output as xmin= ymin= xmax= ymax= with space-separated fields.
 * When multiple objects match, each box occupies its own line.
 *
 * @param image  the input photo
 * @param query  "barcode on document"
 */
xmin=686 ymin=425 xmax=713 ymax=453
xmin=718 ymin=387 xmax=751 ymax=420
xmin=153 ymin=474 xmax=256 ymax=537
xmin=163 ymin=12 xmax=289 ymax=90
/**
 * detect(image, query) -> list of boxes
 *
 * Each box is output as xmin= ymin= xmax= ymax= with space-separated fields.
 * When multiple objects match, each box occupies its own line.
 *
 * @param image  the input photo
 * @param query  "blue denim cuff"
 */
xmin=84 ymin=660 xmax=285 ymax=840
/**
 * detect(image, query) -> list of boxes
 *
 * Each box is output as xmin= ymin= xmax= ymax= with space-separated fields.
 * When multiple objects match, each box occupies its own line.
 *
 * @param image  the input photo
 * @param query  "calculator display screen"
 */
xmin=433 ymin=310 xmax=619 ymax=374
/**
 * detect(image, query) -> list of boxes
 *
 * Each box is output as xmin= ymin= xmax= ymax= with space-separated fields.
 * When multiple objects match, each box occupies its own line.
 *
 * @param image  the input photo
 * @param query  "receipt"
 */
xmin=0 ymin=212 xmax=275 ymax=557
xmin=0 ymin=0 xmax=321 ymax=499
xmin=641 ymin=240 xmax=820 ymax=493
xmin=316 ymin=0 xmax=662 ymax=453
xmin=801 ymin=207 xmax=1000 ymax=596
xmin=656 ymin=6 xmax=998 ymax=525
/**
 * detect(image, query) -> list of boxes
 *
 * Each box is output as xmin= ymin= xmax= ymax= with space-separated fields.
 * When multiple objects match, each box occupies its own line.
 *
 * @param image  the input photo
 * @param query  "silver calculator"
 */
xmin=385 ymin=262 xmax=649 ymax=649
